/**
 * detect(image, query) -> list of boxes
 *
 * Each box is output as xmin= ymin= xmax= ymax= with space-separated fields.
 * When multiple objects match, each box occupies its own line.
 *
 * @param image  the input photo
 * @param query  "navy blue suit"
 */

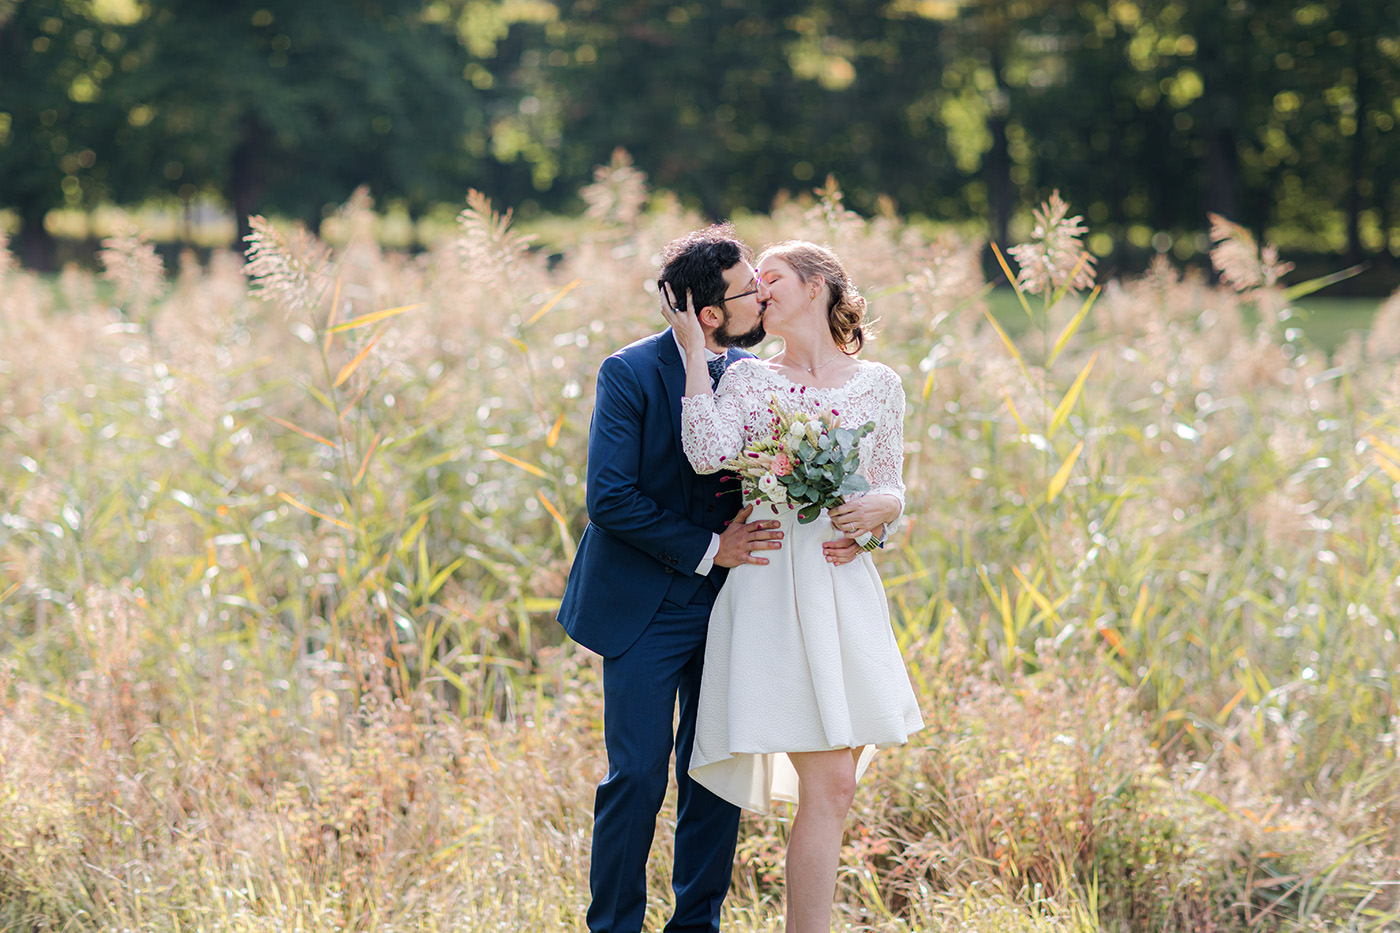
xmin=558 ymin=329 xmax=751 ymax=933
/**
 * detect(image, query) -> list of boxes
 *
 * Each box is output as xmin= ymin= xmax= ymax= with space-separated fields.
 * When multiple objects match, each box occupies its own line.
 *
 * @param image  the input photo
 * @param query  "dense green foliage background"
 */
xmin=2 ymin=0 xmax=1399 ymax=275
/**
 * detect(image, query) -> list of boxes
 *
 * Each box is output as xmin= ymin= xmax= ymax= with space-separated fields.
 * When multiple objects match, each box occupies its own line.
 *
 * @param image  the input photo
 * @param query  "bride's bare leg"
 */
xmin=785 ymin=747 xmax=865 ymax=933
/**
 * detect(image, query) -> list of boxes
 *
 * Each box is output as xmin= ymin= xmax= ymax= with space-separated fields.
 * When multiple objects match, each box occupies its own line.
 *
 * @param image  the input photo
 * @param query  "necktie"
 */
xmin=707 ymin=356 xmax=727 ymax=389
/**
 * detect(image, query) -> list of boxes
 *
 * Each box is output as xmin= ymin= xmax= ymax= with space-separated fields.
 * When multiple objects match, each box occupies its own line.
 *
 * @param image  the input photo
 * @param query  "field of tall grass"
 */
xmin=2 ymin=161 xmax=1398 ymax=932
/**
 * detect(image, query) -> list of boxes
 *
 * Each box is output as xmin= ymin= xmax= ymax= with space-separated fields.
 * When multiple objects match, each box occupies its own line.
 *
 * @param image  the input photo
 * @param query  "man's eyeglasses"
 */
xmin=662 ymin=279 xmax=761 ymax=312
xmin=717 ymin=280 xmax=761 ymax=307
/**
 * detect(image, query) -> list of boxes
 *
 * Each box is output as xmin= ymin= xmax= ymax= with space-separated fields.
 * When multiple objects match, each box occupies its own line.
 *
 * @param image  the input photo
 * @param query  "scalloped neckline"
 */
xmin=745 ymin=359 xmax=876 ymax=392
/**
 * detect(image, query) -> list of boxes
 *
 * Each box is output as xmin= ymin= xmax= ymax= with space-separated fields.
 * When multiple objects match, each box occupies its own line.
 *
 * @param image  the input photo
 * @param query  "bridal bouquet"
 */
xmin=734 ymin=393 xmax=875 ymax=529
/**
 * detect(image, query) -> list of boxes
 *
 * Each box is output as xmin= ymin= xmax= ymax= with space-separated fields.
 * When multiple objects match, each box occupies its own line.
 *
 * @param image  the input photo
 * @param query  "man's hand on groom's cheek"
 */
xmin=714 ymin=504 xmax=784 ymax=568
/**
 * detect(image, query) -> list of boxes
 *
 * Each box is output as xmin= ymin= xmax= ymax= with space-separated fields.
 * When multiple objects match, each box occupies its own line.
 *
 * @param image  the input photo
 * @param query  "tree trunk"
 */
xmin=1204 ymin=126 xmax=1240 ymax=224
xmin=984 ymin=39 xmax=1012 ymax=253
xmin=986 ymin=113 xmax=1012 ymax=249
xmin=1346 ymin=36 xmax=1369 ymax=266
xmin=1378 ymin=179 xmax=1393 ymax=267
xmin=15 ymin=203 xmax=57 ymax=272
xmin=230 ymin=118 xmax=269 ymax=247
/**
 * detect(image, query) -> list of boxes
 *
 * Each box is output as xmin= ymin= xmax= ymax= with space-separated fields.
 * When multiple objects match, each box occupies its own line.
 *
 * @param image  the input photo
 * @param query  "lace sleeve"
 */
xmin=680 ymin=360 xmax=759 ymax=474
xmin=862 ymin=364 xmax=906 ymax=513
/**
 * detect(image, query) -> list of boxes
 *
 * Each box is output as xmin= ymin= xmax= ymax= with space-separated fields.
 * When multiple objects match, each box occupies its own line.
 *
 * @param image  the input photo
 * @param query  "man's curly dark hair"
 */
xmin=657 ymin=223 xmax=752 ymax=316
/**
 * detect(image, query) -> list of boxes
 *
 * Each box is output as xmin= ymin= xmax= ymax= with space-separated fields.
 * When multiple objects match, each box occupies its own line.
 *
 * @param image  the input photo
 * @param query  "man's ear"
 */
xmin=696 ymin=305 xmax=723 ymax=330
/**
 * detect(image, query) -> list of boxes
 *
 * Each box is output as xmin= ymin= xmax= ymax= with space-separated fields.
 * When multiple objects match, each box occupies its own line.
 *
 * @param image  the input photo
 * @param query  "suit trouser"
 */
xmin=587 ymin=578 xmax=742 ymax=933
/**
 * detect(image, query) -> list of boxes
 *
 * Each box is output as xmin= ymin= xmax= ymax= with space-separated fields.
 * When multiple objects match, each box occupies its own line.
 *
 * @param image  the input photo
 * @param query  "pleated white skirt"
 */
xmin=688 ymin=501 xmax=924 ymax=814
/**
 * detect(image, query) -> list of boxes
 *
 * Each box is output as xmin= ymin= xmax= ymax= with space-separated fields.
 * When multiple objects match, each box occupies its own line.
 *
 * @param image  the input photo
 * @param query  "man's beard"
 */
xmin=713 ymin=309 xmax=765 ymax=348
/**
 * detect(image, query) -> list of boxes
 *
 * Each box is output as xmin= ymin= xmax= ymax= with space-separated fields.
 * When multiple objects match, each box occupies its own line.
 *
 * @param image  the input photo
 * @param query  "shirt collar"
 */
xmin=671 ymin=329 xmax=725 ymax=370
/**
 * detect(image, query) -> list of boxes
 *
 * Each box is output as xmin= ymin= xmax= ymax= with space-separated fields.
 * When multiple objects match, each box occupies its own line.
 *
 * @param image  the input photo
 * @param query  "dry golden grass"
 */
xmin=0 ymin=169 xmax=1396 ymax=931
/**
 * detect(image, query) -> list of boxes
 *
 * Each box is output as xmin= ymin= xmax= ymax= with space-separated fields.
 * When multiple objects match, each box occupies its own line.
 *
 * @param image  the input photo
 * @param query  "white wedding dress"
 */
xmin=680 ymin=358 xmax=925 ymax=814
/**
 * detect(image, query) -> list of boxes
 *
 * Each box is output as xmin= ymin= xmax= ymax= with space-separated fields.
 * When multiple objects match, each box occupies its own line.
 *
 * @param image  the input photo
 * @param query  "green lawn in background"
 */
xmin=980 ymin=288 xmax=1384 ymax=355
xmin=1290 ymin=296 xmax=1387 ymax=353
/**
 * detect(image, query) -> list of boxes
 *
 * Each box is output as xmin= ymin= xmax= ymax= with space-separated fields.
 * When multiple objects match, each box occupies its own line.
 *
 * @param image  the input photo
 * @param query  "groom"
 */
xmin=557 ymin=225 xmax=783 ymax=932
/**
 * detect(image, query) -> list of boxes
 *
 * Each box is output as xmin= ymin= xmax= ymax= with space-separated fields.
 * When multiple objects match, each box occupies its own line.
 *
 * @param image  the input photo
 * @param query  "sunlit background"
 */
xmin=1 ymin=3 xmax=1398 ymax=931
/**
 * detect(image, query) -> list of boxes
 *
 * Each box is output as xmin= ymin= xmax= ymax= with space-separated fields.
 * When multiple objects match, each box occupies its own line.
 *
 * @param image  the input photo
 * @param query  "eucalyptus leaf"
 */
xmin=839 ymin=475 xmax=870 ymax=497
xmin=798 ymin=504 xmax=821 ymax=523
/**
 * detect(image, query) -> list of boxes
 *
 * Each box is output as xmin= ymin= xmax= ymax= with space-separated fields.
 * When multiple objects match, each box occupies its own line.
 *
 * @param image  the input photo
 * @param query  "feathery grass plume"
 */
xmin=910 ymin=230 xmax=988 ymax=320
xmin=581 ymin=148 xmax=649 ymax=227
xmin=1208 ymin=213 xmax=1294 ymax=291
xmin=808 ymin=174 xmax=865 ymax=238
xmin=328 ymin=183 xmax=377 ymax=243
xmin=1007 ymin=191 xmax=1094 ymax=297
xmin=457 ymin=188 xmax=535 ymax=293
xmin=98 ymin=221 xmax=166 ymax=317
xmin=1007 ymin=191 xmax=1096 ymax=297
xmin=243 ymin=214 xmax=331 ymax=316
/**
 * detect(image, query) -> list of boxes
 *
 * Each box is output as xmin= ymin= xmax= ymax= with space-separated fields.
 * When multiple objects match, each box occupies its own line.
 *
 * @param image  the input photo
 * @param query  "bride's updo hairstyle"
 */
xmin=758 ymin=240 xmax=869 ymax=353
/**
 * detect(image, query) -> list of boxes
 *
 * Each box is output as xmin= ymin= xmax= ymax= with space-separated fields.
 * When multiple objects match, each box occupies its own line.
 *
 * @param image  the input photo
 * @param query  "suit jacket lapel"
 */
xmin=656 ymin=329 xmax=695 ymax=502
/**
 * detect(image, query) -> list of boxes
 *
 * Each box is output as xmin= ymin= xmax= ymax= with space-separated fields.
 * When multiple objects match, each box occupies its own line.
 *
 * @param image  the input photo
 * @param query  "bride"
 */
xmin=661 ymin=240 xmax=924 ymax=933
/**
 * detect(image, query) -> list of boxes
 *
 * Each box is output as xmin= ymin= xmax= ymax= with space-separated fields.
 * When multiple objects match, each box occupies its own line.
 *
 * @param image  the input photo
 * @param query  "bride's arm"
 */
xmin=864 ymin=365 xmax=907 ymax=520
xmin=840 ymin=364 xmax=907 ymax=537
xmin=658 ymin=285 xmax=751 ymax=473
xmin=862 ymin=367 xmax=907 ymax=504
xmin=659 ymin=283 xmax=717 ymax=399
xmin=681 ymin=363 xmax=753 ymax=473
xmin=830 ymin=365 xmax=905 ymax=543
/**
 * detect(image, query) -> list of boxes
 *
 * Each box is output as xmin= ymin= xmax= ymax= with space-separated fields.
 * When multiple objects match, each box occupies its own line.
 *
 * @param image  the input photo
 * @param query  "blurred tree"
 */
xmin=0 ymin=0 xmax=129 ymax=268
xmin=535 ymin=0 xmax=962 ymax=218
xmin=968 ymin=0 xmax=1400 ymax=267
xmin=928 ymin=0 xmax=1079 ymax=249
xmin=3 ymin=0 xmax=1398 ymax=266
xmin=105 ymin=0 xmax=503 ymax=241
xmin=1325 ymin=0 xmax=1400 ymax=264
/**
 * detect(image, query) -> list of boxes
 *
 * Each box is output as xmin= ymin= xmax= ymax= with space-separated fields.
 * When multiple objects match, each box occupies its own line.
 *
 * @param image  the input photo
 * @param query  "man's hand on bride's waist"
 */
xmin=714 ymin=504 xmax=785 ymax=568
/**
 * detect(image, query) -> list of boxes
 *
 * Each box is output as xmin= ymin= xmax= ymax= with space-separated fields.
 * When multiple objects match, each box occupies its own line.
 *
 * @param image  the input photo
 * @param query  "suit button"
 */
xmin=665 ymin=567 xmax=674 ymax=574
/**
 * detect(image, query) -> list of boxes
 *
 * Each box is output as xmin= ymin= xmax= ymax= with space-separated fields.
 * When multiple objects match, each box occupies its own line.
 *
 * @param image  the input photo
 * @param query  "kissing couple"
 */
xmin=557 ymin=224 xmax=924 ymax=933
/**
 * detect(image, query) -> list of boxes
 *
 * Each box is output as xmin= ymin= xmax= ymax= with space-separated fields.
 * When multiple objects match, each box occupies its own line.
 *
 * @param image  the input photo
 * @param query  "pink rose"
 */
xmin=772 ymin=452 xmax=793 ymax=476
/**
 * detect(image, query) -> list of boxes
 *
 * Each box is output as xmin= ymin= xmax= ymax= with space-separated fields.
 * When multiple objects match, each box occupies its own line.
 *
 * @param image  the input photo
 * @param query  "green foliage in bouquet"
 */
xmin=734 ymin=395 xmax=877 ymax=523
xmin=784 ymin=421 xmax=875 ymax=523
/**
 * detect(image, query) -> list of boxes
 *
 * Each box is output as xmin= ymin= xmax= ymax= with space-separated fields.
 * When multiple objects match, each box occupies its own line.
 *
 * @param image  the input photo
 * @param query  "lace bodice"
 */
xmin=680 ymin=358 xmax=906 ymax=513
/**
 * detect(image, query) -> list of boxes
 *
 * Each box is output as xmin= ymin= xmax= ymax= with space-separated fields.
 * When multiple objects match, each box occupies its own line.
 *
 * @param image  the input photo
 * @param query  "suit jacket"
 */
xmin=557 ymin=329 xmax=754 ymax=657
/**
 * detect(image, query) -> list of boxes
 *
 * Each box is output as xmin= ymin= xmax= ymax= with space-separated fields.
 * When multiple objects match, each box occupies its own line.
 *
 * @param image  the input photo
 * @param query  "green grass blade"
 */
xmin=982 ymin=306 xmax=1031 ymax=381
xmin=1047 ymin=286 xmax=1101 ymax=366
xmin=1048 ymin=351 xmax=1098 ymax=439
xmin=1282 ymin=263 xmax=1367 ymax=302
xmin=1047 ymin=440 xmax=1084 ymax=504
xmin=990 ymin=242 xmax=1035 ymax=319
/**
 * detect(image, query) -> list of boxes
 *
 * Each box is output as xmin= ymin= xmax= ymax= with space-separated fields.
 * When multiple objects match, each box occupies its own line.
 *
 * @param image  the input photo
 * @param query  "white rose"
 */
xmin=758 ymin=472 xmax=786 ymax=503
xmin=787 ymin=422 xmax=807 ymax=444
